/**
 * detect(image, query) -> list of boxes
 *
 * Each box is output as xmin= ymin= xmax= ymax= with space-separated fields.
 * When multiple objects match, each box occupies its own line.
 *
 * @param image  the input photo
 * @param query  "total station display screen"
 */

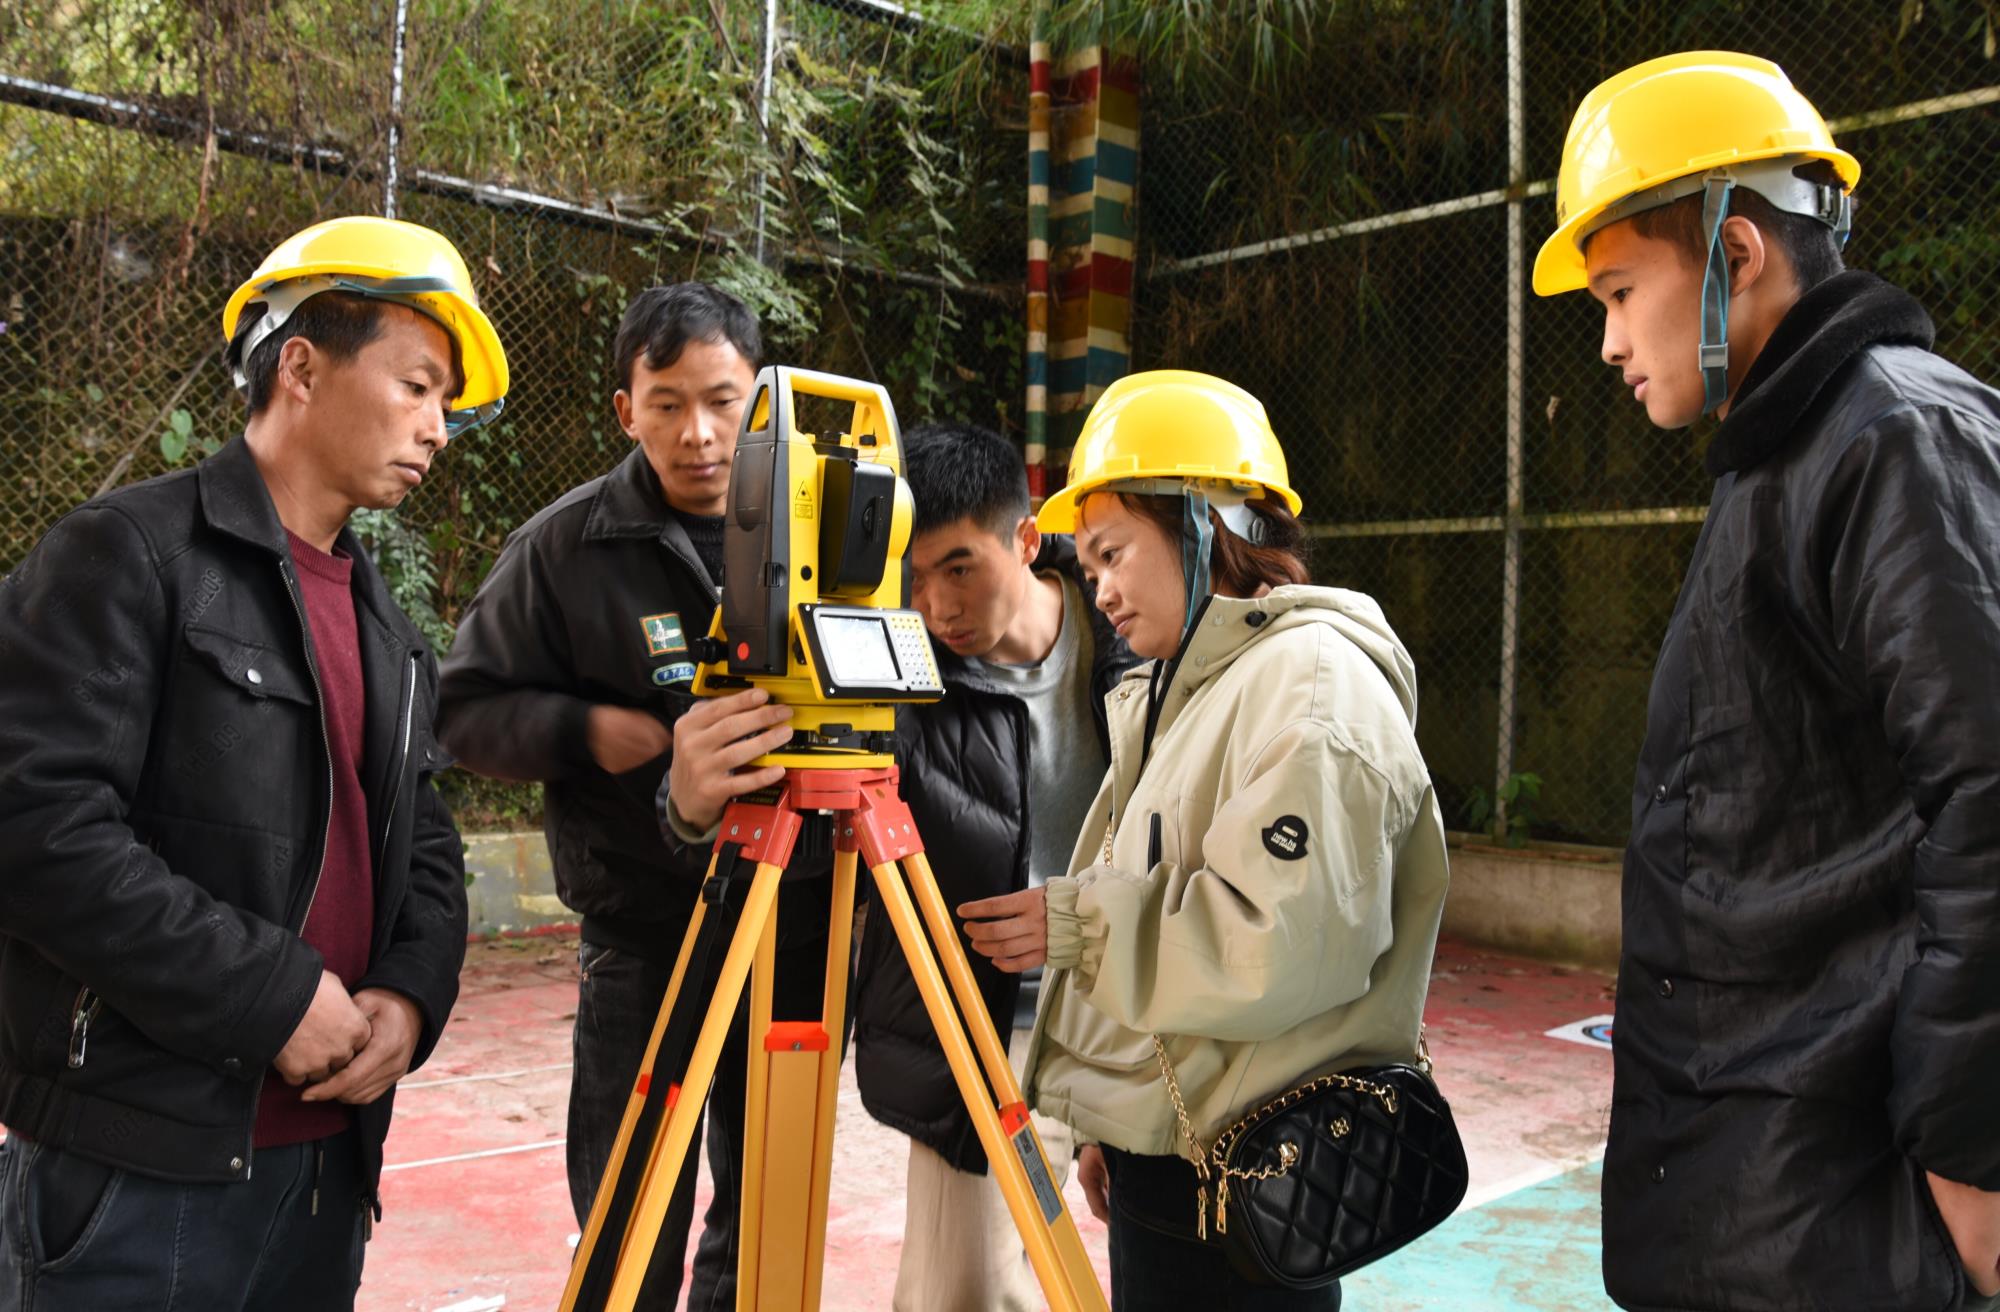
xmin=818 ymin=614 xmax=902 ymax=686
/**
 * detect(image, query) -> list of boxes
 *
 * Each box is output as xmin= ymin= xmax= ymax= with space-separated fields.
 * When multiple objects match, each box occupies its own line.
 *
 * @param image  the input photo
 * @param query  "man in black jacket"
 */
xmin=438 ymin=283 xmax=825 ymax=1308
xmin=0 ymin=215 xmax=498 ymax=1309
xmin=1535 ymin=53 xmax=2000 ymax=1310
xmin=853 ymin=423 xmax=1134 ymax=1309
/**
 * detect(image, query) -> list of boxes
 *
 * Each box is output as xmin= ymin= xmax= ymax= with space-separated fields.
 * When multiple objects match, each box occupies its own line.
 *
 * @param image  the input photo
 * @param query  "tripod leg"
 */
xmin=561 ymin=845 xmax=721 ymax=1310
xmin=901 ymin=851 xmax=1022 ymax=1102
xmin=869 ymin=855 xmax=1111 ymax=1312
xmin=736 ymin=844 xmax=858 ymax=1311
xmin=560 ymin=855 xmax=787 ymax=1312
xmin=801 ymin=844 xmax=857 ymax=1309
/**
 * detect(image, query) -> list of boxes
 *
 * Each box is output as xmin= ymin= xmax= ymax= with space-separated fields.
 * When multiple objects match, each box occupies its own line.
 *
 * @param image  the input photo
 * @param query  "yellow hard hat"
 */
xmin=1035 ymin=370 xmax=1300 ymax=534
xmin=1533 ymin=51 xmax=1859 ymax=296
xmin=222 ymin=216 xmax=510 ymax=430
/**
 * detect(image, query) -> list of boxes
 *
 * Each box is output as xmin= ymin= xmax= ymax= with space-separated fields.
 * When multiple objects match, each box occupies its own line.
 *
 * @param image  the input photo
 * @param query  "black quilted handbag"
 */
xmin=1152 ymin=1034 xmax=1469 ymax=1289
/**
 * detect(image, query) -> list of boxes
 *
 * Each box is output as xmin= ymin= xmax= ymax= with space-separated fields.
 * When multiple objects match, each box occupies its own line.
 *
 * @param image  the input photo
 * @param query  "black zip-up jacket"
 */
xmin=1606 ymin=271 xmax=2000 ymax=1312
xmin=438 ymin=448 xmax=826 ymax=959
xmin=849 ymin=537 xmax=1135 ymax=1173
xmin=0 ymin=435 xmax=467 ymax=1203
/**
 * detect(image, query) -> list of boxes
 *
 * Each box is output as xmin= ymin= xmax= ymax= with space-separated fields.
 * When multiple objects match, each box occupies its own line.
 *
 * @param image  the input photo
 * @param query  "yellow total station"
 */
xmin=690 ymin=366 xmax=943 ymax=766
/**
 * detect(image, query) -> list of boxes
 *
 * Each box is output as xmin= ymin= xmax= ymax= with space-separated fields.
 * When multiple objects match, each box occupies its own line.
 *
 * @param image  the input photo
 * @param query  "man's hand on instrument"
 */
xmin=665 ymin=688 xmax=793 ymax=833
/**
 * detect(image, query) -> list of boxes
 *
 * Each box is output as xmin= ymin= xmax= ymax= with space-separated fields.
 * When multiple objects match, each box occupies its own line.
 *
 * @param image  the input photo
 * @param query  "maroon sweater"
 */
xmin=255 ymin=531 xmax=376 ymax=1146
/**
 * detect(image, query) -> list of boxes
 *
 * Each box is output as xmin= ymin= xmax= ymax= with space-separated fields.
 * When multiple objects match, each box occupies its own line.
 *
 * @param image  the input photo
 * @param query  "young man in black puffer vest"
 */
xmin=855 ymin=421 xmax=1136 ymax=1311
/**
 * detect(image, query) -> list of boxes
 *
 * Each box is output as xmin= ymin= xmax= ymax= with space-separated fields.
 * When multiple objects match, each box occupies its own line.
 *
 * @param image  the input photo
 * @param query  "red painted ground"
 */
xmin=352 ymin=934 xmax=1615 ymax=1310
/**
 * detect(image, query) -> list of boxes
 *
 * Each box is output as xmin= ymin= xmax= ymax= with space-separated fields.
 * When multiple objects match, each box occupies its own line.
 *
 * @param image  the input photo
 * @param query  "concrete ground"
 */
xmin=357 ymin=933 xmax=1617 ymax=1311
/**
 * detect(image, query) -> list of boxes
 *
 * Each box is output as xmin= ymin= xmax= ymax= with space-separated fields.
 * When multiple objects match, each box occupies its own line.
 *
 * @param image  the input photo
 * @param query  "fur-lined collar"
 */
xmin=1707 ymin=270 xmax=1934 ymax=475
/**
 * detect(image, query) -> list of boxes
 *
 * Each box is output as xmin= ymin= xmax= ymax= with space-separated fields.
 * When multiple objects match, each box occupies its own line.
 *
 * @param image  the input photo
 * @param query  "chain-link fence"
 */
xmin=0 ymin=0 xmax=1025 ymax=632
xmin=1132 ymin=0 xmax=2000 ymax=845
xmin=1 ymin=0 xmax=1028 ymax=826
xmin=6 ymin=2 xmax=1998 ymax=846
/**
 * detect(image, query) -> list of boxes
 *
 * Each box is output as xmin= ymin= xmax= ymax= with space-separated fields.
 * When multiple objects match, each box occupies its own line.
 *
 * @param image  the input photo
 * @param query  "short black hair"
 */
xmin=612 ymin=282 xmax=763 ymax=393
xmin=236 ymin=292 xmax=399 ymax=415
xmin=1600 ymin=160 xmax=1847 ymax=293
xmin=902 ymin=421 xmax=1030 ymax=538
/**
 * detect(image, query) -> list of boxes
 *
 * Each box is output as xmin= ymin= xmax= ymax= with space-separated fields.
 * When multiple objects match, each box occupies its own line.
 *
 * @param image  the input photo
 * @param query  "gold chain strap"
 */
xmin=1151 ymin=1034 xmax=1223 ymax=1237
xmin=1113 ymin=825 xmax=1441 ymax=1239
xmin=1152 ymin=1033 xmax=1422 ymax=1240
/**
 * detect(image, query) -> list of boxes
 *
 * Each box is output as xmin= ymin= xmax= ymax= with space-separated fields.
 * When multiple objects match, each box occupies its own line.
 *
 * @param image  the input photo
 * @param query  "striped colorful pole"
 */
xmin=1025 ymin=3 xmax=1135 ymax=504
xmin=1026 ymin=1 xmax=1052 ymax=498
xmin=1090 ymin=51 xmax=1137 ymax=410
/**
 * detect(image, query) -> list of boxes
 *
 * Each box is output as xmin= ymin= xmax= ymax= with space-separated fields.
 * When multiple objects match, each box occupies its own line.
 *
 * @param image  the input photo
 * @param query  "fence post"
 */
xmin=385 ymin=0 xmax=410 ymax=218
xmin=1493 ymin=0 xmax=1526 ymax=837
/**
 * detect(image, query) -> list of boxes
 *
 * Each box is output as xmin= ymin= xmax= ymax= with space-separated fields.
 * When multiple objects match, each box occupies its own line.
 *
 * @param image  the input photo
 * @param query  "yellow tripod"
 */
xmin=559 ymin=762 xmax=1108 ymax=1311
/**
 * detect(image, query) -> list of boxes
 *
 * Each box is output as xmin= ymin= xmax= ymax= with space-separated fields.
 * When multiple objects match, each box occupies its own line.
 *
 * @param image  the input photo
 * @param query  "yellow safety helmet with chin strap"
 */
xmin=1533 ymin=51 xmax=1859 ymax=414
xmin=222 ymin=216 xmax=510 ymax=435
xmin=1037 ymin=369 xmax=1301 ymax=639
xmin=1035 ymin=369 xmax=1300 ymax=534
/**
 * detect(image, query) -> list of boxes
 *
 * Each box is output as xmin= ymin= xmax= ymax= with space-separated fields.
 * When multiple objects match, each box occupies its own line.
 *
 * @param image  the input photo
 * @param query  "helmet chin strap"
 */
xmin=1698 ymin=175 xmax=1736 ymax=415
xmin=1095 ymin=477 xmax=1269 ymax=644
xmin=1181 ymin=489 xmax=1215 ymax=638
xmin=1583 ymin=159 xmax=1852 ymax=418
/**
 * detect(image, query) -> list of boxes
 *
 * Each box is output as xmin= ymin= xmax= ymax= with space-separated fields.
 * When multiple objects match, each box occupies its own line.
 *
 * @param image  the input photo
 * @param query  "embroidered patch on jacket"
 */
xmin=652 ymin=662 xmax=697 ymax=687
xmin=1261 ymin=815 xmax=1309 ymax=861
xmin=641 ymin=612 xmax=687 ymax=656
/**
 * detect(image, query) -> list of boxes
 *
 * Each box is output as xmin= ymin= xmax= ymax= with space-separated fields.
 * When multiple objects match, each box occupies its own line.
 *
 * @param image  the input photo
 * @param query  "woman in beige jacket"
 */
xmin=960 ymin=370 xmax=1451 ymax=1310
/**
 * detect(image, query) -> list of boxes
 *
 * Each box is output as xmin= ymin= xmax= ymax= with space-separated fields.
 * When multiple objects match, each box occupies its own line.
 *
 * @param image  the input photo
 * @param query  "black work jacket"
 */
xmin=1606 ymin=271 xmax=2000 ymax=1312
xmin=851 ymin=537 xmax=1135 ymax=1173
xmin=0 ymin=436 xmax=467 ymax=1203
xmin=438 ymin=448 xmax=826 ymax=959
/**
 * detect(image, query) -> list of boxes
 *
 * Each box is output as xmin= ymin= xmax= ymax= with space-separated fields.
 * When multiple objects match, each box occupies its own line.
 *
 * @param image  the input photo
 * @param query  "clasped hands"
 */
xmin=272 ymin=970 xmax=422 ymax=1106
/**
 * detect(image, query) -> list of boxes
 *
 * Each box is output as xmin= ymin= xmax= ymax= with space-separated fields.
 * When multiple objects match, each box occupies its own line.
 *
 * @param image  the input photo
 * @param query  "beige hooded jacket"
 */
xmin=1021 ymin=585 xmax=1450 ymax=1156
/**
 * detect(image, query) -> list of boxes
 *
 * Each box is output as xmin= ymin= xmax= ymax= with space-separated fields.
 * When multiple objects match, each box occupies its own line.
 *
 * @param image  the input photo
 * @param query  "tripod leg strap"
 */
xmin=570 ymin=844 xmax=755 ymax=1308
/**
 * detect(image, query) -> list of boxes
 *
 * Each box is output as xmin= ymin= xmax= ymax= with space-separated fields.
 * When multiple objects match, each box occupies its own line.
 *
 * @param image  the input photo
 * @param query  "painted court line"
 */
xmin=1544 ymin=1015 xmax=1616 ymax=1050
xmin=400 ymin=1061 xmax=573 ymax=1090
xmin=1460 ymin=1143 xmax=1607 ymax=1211
xmin=383 ymin=1139 xmax=567 ymax=1173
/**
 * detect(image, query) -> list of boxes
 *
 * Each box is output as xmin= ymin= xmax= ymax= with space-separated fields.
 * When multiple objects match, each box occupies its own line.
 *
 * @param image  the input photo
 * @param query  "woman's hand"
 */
xmin=1077 ymin=1144 xmax=1110 ymax=1223
xmin=957 ymin=886 xmax=1048 ymax=972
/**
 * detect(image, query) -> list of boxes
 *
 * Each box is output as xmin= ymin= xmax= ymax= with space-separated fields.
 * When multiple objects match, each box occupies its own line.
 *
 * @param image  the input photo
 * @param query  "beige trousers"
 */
xmin=892 ymin=1029 xmax=1075 ymax=1312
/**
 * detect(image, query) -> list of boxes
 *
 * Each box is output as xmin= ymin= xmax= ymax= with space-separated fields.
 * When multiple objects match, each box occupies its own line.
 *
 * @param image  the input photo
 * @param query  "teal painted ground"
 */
xmin=1343 ymin=1161 xmax=1615 ymax=1310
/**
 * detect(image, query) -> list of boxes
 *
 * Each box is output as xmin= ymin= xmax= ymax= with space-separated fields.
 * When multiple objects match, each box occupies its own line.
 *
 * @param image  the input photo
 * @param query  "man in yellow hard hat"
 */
xmin=0 ymin=215 xmax=506 ymax=1309
xmin=1537 ymin=52 xmax=2000 ymax=1309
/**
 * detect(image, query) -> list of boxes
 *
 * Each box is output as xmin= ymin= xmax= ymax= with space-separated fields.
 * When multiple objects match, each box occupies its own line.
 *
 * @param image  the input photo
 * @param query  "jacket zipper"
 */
xmin=258 ymin=556 xmax=338 ymax=1182
xmin=67 ymin=987 xmax=103 ymax=1069
xmin=376 ymin=652 xmax=419 ymax=860
xmin=280 ymin=557 xmax=337 ymax=935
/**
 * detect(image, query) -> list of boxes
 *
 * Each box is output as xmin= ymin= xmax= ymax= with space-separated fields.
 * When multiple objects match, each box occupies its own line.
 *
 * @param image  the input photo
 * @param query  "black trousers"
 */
xmin=0 ymin=1127 xmax=365 ymax=1311
xmin=567 ymin=930 xmax=833 ymax=1311
xmin=1103 ymin=1146 xmax=1342 ymax=1312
